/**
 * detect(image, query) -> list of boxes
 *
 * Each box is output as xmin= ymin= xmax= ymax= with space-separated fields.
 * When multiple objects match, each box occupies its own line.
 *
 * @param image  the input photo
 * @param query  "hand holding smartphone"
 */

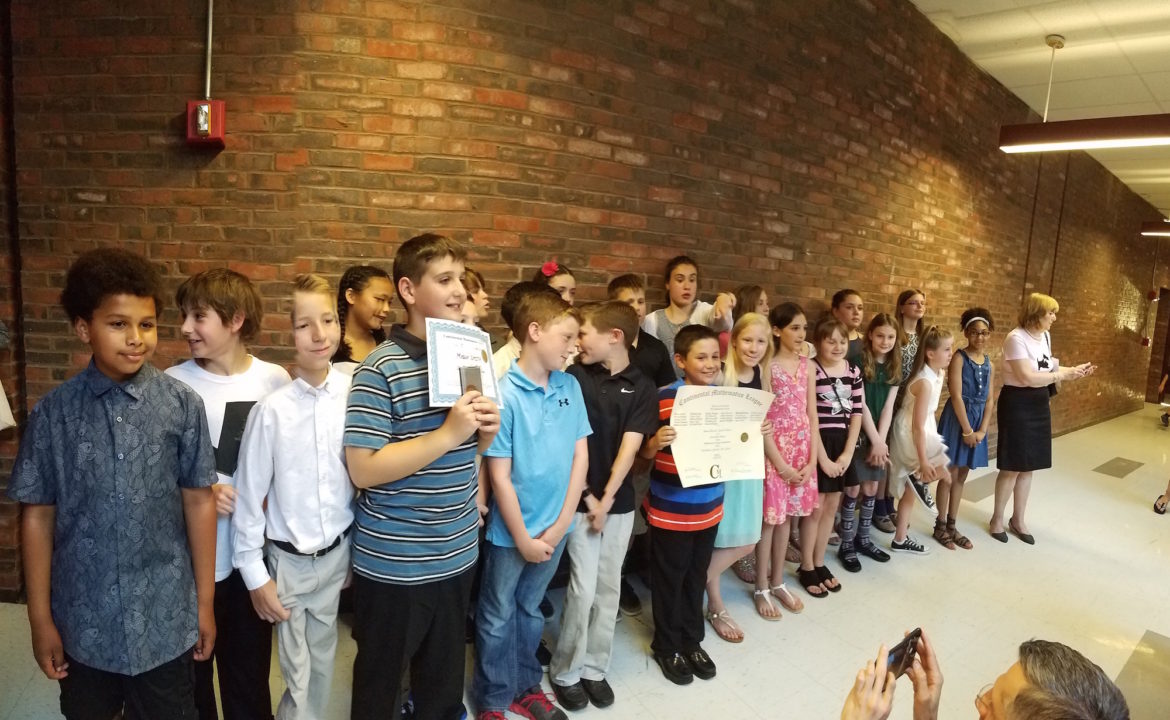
xmin=887 ymin=627 xmax=922 ymax=680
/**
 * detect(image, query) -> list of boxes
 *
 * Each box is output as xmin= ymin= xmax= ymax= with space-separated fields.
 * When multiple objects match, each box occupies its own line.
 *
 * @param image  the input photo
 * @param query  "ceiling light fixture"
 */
xmin=998 ymin=35 xmax=1170 ymax=154
xmin=1141 ymin=221 xmax=1170 ymax=237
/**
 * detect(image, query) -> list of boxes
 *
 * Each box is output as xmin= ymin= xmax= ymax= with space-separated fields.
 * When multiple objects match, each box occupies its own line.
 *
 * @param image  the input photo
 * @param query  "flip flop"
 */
xmin=708 ymin=608 xmax=747 ymax=640
xmin=732 ymin=555 xmax=757 ymax=584
xmin=750 ymin=591 xmax=782 ymax=622
xmin=770 ymin=584 xmax=804 ymax=614
xmin=1155 ymin=494 xmax=1168 ymax=515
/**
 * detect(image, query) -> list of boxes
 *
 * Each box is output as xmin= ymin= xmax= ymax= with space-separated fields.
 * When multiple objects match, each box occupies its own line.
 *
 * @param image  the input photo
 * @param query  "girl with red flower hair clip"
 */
xmin=533 ymin=261 xmax=577 ymax=305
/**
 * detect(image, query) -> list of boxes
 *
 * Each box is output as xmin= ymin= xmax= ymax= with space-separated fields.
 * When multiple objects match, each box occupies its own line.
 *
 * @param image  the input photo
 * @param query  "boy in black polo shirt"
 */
xmin=549 ymin=302 xmax=657 ymax=711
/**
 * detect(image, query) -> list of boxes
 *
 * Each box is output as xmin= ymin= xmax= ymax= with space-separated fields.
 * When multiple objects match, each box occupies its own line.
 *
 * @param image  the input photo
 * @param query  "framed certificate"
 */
xmin=425 ymin=318 xmax=501 ymax=407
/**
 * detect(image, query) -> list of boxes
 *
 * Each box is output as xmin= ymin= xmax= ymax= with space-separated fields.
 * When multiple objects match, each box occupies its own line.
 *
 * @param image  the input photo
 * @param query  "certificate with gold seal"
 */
xmin=669 ymin=384 xmax=774 ymax=488
xmin=425 ymin=318 xmax=501 ymax=407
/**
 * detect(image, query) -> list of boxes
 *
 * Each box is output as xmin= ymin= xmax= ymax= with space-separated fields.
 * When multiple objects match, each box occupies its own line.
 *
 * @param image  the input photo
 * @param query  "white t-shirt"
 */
xmin=165 ymin=357 xmax=291 ymax=581
xmin=642 ymin=301 xmax=726 ymax=375
xmin=1001 ymin=328 xmax=1058 ymax=388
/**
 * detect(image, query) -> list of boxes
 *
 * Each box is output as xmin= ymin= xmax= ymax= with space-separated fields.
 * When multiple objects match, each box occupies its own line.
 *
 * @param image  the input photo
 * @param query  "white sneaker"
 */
xmin=891 ymin=535 xmax=931 ymax=555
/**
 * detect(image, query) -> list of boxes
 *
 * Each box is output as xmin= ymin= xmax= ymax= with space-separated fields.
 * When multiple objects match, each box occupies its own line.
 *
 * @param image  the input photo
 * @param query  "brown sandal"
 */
xmin=932 ymin=520 xmax=956 ymax=550
xmin=947 ymin=520 xmax=973 ymax=549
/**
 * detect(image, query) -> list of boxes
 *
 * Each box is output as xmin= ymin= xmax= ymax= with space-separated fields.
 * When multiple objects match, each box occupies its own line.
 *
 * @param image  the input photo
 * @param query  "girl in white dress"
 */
xmin=889 ymin=325 xmax=954 ymax=555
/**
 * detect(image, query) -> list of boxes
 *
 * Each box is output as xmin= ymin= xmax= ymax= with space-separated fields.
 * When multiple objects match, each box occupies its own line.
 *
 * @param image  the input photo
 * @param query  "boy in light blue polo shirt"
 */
xmin=474 ymin=292 xmax=591 ymax=720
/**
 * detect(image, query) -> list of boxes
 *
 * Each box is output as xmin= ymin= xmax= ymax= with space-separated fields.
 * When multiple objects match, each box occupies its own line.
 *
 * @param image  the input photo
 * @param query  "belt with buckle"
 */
xmin=270 ymin=526 xmax=351 ymax=558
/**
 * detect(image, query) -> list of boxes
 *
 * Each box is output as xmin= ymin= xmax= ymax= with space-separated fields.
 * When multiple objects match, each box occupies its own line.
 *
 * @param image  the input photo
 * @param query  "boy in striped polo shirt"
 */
xmin=344 ymin=233 xmax=501 ymax=720
xmin=639 ymin=324 xmax=724 ymax=686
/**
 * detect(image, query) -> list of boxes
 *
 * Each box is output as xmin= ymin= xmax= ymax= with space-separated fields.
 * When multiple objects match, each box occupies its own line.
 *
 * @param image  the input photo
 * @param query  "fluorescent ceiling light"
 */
xmin=1000 ymin=114 xmax=1170 ymax=154
xmin=1141 ymin=221 xmax=1170 ymax=237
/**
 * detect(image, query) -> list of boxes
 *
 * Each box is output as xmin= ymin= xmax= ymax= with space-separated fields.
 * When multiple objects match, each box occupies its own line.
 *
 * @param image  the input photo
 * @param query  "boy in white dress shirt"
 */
xmin=232 ymin=274 xmax=355 ymax=720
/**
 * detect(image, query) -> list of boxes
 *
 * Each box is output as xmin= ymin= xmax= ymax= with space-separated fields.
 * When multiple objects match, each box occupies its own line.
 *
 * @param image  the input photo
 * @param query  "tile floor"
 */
xmin=3 ymin=405 xmax=1169 ymax=720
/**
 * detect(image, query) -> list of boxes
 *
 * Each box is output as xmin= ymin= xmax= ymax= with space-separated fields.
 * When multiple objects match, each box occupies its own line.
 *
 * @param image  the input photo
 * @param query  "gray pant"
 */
xmin=267 ymin=540 xmax=350 ymax=720
xmin=550 ymin=511 xmax=635 ymax=686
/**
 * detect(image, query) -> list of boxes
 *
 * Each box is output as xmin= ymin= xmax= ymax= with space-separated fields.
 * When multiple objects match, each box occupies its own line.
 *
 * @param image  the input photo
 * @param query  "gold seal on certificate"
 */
xmin=669 ymin=385 xmax=774 ymax=488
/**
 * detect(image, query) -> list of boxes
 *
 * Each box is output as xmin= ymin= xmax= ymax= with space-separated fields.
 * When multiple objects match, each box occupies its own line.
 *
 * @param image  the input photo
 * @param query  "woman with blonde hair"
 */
xmin=990 ymin=293 xmax=1095 ymax=545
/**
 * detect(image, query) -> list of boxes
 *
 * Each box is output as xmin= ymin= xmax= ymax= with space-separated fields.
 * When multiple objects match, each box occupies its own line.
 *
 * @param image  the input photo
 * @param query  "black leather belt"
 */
xmin=270 ymin=526 xmax=351 ymax=558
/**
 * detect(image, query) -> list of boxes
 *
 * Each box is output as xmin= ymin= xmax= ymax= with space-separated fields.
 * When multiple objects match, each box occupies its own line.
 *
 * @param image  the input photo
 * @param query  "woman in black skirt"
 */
xmin=990 ymin=293 xmax=1095 ymax=544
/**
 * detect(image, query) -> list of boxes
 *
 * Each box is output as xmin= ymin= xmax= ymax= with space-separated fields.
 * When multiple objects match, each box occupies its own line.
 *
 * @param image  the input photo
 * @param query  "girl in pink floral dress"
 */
xmin=753 ymin=303 xmax=820 ymax=619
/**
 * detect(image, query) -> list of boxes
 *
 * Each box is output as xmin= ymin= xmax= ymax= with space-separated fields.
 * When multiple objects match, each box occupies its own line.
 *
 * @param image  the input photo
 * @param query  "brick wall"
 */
xmin=0 ymin=3 xmax=22 ymax=601
xmin=0 ymin=0 xmax=1164 ymax=596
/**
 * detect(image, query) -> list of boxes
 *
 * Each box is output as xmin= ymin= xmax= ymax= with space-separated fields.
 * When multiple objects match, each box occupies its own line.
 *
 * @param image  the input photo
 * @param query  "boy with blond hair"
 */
xmin=474 ymin=292 xmax=591 ymax=720
xmin=233 ymin=274 xmax=355 ymax=720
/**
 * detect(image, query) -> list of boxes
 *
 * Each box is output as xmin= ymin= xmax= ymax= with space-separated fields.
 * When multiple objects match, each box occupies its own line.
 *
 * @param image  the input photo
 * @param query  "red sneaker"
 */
xmin=509 ymin=686 xmax=568 ymax=720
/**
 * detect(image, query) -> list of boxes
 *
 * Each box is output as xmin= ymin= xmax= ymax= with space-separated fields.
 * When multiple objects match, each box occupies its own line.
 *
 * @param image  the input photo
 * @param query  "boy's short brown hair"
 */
xmin=674 ymin=324 xmax=719 ymax=359
xmin=579 ymin=301 xmax=638 ymax=350
xmin=393 ymin=233 xmax=467 ymax=293
xmin=175 ymin=268 xmax=263 ymax=341
xmin=606 ymin=273 xmax=645 ymax=299
xmin=513 ymin=292 xmax=581 ymax=342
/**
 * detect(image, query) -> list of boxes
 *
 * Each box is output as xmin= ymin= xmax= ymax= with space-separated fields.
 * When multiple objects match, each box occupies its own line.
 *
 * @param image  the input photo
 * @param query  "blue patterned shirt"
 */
xmin=7 ymin=361 xmax=217 ymax=675
xmin=344 ymin=325 xmax=480 ymax=585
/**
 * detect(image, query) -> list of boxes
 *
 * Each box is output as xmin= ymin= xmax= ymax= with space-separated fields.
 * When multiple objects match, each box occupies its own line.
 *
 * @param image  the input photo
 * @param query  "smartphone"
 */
xmin=887 ymin=628 xmax=922 ymax=679
xmin=459 ymin=365 xmax=482 ymax=394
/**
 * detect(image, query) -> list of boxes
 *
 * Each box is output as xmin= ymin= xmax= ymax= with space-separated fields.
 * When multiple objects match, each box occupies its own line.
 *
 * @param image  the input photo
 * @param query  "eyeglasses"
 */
xmin=975 ymin=683 xmax=993 ymax=712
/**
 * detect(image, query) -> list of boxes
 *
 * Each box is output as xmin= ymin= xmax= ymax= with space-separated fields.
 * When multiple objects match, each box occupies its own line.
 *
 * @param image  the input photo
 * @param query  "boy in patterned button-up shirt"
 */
xmin=8 ymin=248 xmax=217 ymax=719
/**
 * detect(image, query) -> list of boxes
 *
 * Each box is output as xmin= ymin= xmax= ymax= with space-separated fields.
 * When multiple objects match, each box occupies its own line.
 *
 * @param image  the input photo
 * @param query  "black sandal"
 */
xmin=1155 ymin=494 xmax=1168 ymax=515
xmin=815 ymin=565 xmax=842 ymax=592
xmin=797 ymin=567 xmax=827 ymax=598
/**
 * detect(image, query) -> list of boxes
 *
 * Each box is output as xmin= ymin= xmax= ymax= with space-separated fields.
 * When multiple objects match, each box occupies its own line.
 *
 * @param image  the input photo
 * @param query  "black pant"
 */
xmin=61 ymin=649 xmax=197 ymax=720
xmin=351 ymin=569 xmax=474 ymax=720
xmin=194 ymin=570 xmax=274 ymax=720
xmin=649 ymin=525 xmax=717 ymax=656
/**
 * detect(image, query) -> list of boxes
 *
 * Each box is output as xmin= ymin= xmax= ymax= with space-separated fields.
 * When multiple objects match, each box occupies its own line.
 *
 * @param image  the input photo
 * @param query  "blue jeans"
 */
xmin=473 ymin=539 xmax=567 ymax=712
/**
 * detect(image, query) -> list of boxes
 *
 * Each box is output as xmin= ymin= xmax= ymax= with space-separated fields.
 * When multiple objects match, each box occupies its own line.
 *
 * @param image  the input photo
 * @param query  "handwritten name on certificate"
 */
xmin=425 ymin=318 xmax=501 ymax=407
xmin=670 ymin=385 xmax=775 ymax=488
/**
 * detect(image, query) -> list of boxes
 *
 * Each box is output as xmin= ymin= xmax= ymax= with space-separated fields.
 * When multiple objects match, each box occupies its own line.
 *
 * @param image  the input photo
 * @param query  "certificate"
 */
xmin=670 ymin=384 xmax=775 ymax=488
xmin=425 ymin=318 xmax=501 ymax=407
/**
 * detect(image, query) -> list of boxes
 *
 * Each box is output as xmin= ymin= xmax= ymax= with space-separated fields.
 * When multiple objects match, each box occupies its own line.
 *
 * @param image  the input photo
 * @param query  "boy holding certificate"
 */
xmin=639 ymin=324 xmax=724 ymax=686
xmin=344 ymin=233 xmax=500 ymax=720
xmin=549 ymin=302 xmax=657 ymax=711
xmin=474 ymin=291 xmax=591 ymax=720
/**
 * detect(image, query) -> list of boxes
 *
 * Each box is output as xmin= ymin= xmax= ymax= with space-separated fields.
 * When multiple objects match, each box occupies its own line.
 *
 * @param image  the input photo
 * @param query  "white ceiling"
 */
xmin=909 ymin=0 xmax=1170 ymax=217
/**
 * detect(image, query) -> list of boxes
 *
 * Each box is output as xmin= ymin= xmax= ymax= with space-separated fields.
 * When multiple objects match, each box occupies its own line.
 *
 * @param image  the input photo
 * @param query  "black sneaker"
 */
xmin=837 ymin=541 xmax=861 ymax=573
xmin=857 ymin=541 xmax=891 ymax=562
xmin=539 ymin=593 xmax=555 ymax=620
xmin=890 ymin=535 xmax=931 ymax=556
xmin=536 ymin=639 xmax=552 ymax=670
xmin=618 ymin=577 xmax=642 ymax=616
xmin=510 ymin=686 xmax=568 ymax=720
xmin=550 ymin=681 xmax=588 ymax=712
xmin=907 ymin=476 xmax=938 ymax=516
xmin=580 ymin=678 xmax=614 ymax=708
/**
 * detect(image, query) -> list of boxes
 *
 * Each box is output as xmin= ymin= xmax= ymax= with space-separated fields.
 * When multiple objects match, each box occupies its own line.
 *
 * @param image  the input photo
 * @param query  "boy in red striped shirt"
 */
xmin=639 ymin=324 xmax=723 ymax=686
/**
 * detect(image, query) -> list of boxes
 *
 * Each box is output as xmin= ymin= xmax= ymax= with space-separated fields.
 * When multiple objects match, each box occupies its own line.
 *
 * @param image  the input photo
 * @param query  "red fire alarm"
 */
xmin=186 ymin=99 xmax=225 ymax=148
